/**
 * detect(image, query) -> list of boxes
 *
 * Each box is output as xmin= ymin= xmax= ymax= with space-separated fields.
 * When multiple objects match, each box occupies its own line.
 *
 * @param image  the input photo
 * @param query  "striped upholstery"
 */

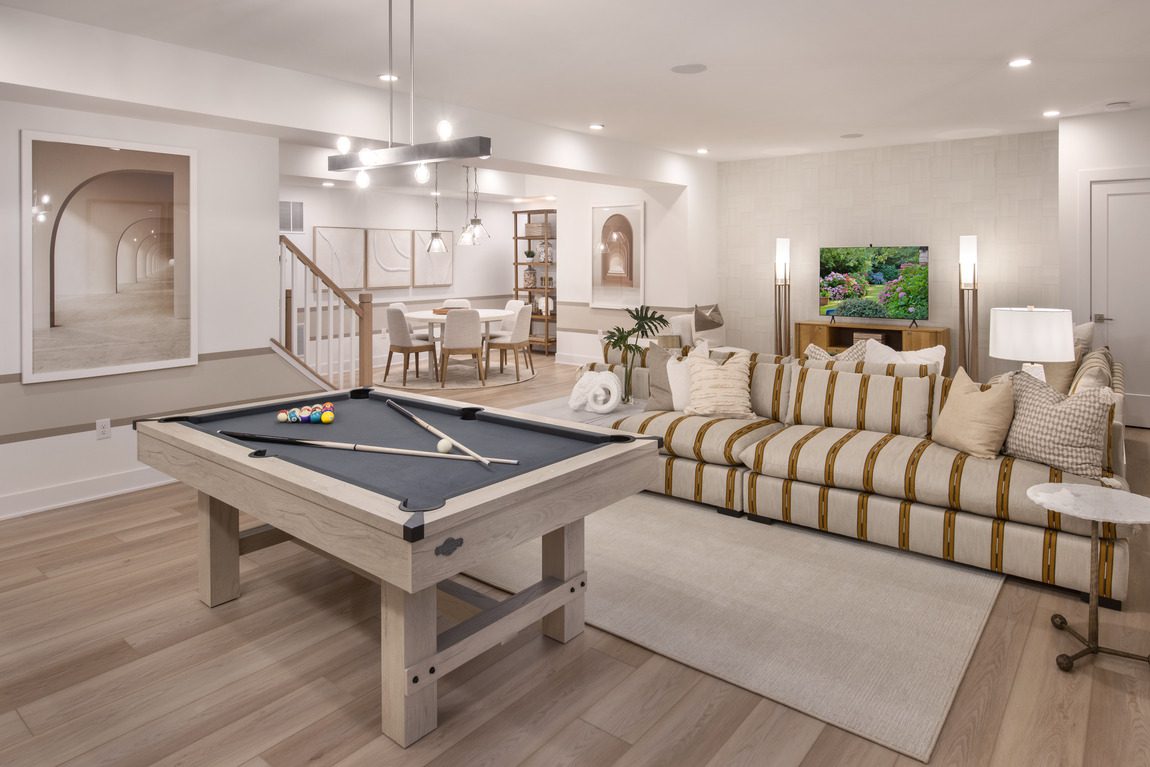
xmin=612 ymin=411 xmax=784 ymax=466
xmin=745 ymin=475 xmax=1130 ymax=602
xmin=785 ymin=366 xmax=935 ymax=437
xmin=800 ymin=358 xmax=940 ymax=377
xmin=657 ymin=456 xmax=745 ymax=511
xmin=738 ymin=424 xmax=1124 ymax=537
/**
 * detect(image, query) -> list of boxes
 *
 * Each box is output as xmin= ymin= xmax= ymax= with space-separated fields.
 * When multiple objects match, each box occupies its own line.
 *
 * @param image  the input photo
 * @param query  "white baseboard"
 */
xmin=555 ymin=352 xmax=596 ymax=366
xmin=0 ymin=467 xmax=175 ymax=521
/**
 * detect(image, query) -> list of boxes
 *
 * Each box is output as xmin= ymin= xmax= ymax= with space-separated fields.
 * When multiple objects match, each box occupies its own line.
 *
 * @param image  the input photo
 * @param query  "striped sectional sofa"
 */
xmin=608 ymin=350 xmax=1131 ymax=603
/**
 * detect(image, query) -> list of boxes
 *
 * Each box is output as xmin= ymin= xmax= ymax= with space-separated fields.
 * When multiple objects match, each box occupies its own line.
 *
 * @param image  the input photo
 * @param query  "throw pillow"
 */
xmin=1069 ymin=347 xmax=1113 ymax=394
xmin=693 ymin=304 xmax=724 ymax=331
xmin=1004 ymin=372 xmax=1115 ymax=479
xmin=644 ymin=344 xmax=676 ymax=411
xmin=800 ymin=358 xmax=938 ymax=378
xmin=803 ymin=339 xmax=867 ymax=362
xmin=931 ymin=368 xmax=1014 ymax=459
xmin=785 ymin=365 xmax=934 ymax=437
xmin=1044 ymin=322 xmax=1094 ymax=394
xmin=685 ymin=351 xmax=754 ymax=418
xmin=863 ymin=339 xmax=947 ymax=370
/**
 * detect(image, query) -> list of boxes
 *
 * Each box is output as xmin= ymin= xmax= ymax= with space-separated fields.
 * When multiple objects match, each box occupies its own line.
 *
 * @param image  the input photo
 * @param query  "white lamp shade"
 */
xmin=959 ymin=235 xmax=977 ymax=287
xmin=989 ymin=307 xmax=1074 ymax=363
xmin=775 ymin=237 xmax=790 ymax=283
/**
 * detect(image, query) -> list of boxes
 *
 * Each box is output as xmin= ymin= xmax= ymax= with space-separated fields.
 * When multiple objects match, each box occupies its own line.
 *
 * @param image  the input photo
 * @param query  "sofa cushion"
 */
xmin=686 ymin=351 xmax=754 ymax=418
xmin=1005 ymin=371 xmax=1116 ymax=479
xmin=613 ymin=411 xmax=784 ymax=466
xmin=800 ymin=358 xmax=939 ymax=378
xmin=738 ymin=424 xmax=1120 ymax=537
xmin=1044 ymin=322 xmax=1094 ymax=394
xmin=932 ymin=368 xmax=1014 ymax=459
xmin=863 ymin=339 xmax=947 ymax=371
xmin=785 ymin=365 xmax=935 ymax=437
xmin=1070 ymin=347 xmax=1113 ymax=394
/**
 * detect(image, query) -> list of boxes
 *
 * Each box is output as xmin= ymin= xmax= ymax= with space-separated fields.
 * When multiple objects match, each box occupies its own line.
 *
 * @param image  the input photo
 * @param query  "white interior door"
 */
xmin=1091 ymin=178 xmax=1150 ymax=427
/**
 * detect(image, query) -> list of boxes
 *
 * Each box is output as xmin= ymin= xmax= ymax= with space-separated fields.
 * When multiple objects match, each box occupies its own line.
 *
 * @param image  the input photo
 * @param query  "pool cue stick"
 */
xmin=217 ymin=431 xmax=519 ymax=465
xmin=384 ymin=399 xmax=492 ymax=467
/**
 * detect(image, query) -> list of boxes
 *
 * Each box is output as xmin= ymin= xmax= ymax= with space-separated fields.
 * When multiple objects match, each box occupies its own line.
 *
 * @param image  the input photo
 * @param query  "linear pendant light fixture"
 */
xmin=328 ymin=0 xmax=492 ymax=178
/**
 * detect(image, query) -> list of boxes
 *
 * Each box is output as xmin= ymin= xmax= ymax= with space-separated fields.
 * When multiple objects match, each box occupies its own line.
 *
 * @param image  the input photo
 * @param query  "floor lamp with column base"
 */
xmin=774 ymin=237 xmax=791 ymax=357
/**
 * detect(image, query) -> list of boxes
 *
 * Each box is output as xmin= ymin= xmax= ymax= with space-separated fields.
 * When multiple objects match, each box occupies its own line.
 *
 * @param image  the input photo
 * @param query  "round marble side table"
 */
xmin=1027 ymin=482 xmax=1150 ymax=672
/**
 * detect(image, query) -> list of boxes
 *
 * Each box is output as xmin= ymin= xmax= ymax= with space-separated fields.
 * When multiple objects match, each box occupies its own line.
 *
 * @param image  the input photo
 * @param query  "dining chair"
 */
xmin=440 ymin=309 xmax=484 ymax=387
xmin=486 ymin=304 xmax=534 ymax=381
xmin=441 ymin=298 xmax=472 ymax=309
xmin=389 ymin=301 xmax=430 ymax=341
xmin=487 ymin=299 xmax=525 ymax=342
xmin=383 ymin=307 xmax=437 ymax=386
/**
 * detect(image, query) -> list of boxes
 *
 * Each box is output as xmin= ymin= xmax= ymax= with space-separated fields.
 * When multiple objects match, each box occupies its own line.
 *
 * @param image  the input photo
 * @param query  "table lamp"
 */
xmin=988 ymin=307 xmax=1074 ymax=381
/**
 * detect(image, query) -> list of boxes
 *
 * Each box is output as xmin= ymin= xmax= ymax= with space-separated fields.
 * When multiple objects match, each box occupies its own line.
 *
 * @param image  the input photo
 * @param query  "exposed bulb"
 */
xmin=469 ymin=218 xmax=490 ymax=240
xmin=40 ymin=194 xmax=51 ymax=205
xmin=436 ymin=120 xmax=454 ymax=141
xmin=358 ymin=148 xmax=374 ymax=166
xmin=35 ymin=211 xmax=47 ymax=223
xmin=336 ymin=136 xmax=351 ymax=154
xmin=414 ymin=163 xmax=431 ymax=184
xmin=355 ymin=170 xmax=371 ymax=189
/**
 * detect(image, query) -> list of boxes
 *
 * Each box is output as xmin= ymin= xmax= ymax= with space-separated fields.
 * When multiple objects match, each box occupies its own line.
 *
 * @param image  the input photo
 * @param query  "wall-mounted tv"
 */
xmin=818 ymin=246 xmax=929 ymax=320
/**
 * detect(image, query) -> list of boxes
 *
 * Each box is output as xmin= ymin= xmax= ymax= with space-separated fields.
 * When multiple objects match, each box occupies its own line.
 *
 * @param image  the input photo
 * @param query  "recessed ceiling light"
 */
xmin=1043 ymin=110 xmax=1061 ymax=118
xmin=1008 ymin=58 xmax=1032 ymax=68
xmin=512 ymin=198 xmax=525 ymax=203
xmin=321 ymin=181 xmax=335 ymax=187
xmin=670 ymin=64 xmax=708 ymax=75
xmin=696 ymin=148 xmax=709 ymax=155
xmin=544 ymin=195 xmax=557 ymax=201
xmin=840 ymin=133 xmax=864 ymax=139
xmin=378 ymin=73 xmax=399 ymax=82
xmin=589 ymin=123 xmax=605 ymax=131
xmin=1105 ymin=101 xmax=1132 ymax=112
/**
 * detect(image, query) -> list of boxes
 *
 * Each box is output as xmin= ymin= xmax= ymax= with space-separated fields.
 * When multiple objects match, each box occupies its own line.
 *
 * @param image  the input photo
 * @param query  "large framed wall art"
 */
xmin=590 ymin=202 xmax=644 ymax=309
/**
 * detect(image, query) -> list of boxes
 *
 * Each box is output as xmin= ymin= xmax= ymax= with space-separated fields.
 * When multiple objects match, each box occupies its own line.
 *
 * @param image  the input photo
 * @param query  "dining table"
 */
xmin=405 ymin=308 xmax=514 ymax=345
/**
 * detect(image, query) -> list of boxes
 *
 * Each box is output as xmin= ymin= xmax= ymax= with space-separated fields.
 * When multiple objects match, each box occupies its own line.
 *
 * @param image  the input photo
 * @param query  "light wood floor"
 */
xmin=2 ymin=354 xmax=1148 ymax=766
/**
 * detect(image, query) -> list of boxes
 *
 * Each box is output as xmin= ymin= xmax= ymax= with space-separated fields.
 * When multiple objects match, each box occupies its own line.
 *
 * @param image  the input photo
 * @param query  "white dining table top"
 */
xmin=406 ymin=308 xmax=513 ymax=323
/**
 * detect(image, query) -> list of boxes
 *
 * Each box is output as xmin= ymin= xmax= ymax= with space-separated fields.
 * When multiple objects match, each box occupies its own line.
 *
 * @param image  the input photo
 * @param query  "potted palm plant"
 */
xmin=601 ymin=305 xmax=670 ymax=402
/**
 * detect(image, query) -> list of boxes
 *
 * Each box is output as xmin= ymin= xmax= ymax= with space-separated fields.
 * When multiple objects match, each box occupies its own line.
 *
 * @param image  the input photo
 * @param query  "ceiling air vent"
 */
xmin=279 ymin=201 xmax=304 ymax=233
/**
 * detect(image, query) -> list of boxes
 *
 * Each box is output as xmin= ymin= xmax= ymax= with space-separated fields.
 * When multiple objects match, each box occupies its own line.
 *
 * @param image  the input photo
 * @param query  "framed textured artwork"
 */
xmin=313 ymin=226 xmax=367 ymax=288
xmin=590 ymin=202 xmax=644 ymax=309
xmin=20 ymin=131 xmax=197 ymax=383
xmin=413 ymin=230 xmax=454 ymax=287
xmin=367 ymin=229 xmax=413 ymax=288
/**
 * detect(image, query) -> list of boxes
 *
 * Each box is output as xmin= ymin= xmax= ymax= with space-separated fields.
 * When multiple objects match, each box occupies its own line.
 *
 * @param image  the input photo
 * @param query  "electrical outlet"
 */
xmin=96 ymin=418 xmax=112 ymax=440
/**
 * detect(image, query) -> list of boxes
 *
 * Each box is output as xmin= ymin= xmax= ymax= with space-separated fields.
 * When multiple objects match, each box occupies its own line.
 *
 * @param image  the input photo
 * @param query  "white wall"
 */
xmin=1058 ymin=108 xmax=1150 ymax=318
xmin=718 ymin=132 xmax=1060 ymax=377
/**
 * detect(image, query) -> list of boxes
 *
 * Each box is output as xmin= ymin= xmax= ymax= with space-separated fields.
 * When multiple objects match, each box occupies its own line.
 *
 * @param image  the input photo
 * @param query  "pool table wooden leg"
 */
xmin=381 ymin=582 xmax=438 ymax=746
xmin=198 ymin=493 xmax=240 ymax=607
xmin=542 ymin=519 xmax=586 ymax=642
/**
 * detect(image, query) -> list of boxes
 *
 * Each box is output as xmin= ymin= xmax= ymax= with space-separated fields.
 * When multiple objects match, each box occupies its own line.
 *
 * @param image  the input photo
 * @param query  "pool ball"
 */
xmin=436 ymin=438 xmax=453 ymax=454
xmin=320 ymin=410 xmax=335 ymax=424
xmin=276 ymin=410 xmax=288 ymax=423
xmin=309 ymin=411 xmax=322 ymax=423
xmin=322 ymin=401 xmax=335 ymax=410
xmin=287 ymin=410 xmax=300 ymax=423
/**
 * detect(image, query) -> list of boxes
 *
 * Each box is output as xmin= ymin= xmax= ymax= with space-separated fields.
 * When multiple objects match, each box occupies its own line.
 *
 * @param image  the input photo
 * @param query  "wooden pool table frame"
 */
xmin=136 ymin=386 xmax=658 ymax=747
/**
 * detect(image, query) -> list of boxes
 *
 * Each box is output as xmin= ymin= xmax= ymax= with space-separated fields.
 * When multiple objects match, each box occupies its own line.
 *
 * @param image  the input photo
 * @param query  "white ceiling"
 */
xmin=6 ymin=0 xmax=1149 ymax=160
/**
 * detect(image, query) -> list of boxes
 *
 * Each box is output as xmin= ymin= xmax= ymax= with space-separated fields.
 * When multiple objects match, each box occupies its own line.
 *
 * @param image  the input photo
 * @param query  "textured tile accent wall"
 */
xmin=718 ymin=132 xmax=1059 ymax=377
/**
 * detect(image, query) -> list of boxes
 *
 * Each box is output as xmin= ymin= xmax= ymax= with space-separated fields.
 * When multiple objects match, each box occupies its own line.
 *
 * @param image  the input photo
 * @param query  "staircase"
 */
xmin=275 ymin=235 xmax=374 ymax=389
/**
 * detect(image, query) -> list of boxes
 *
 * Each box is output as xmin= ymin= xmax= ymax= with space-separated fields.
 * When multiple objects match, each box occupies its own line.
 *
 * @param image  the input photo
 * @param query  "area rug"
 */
xmin=467 ymin=492 xmax=1003 ymax=762
xmin=375 ymin=360 xmax=535 ymax=390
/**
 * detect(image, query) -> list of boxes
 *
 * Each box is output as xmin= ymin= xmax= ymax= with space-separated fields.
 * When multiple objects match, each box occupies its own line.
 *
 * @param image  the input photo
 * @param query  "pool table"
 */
xmin=136 ymin=387 xmax=658 ymax=747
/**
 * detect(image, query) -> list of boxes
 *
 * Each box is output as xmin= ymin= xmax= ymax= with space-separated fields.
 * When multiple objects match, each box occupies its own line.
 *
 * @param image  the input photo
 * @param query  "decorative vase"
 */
xmin=523 ymin=265 xmax=537 ymax=288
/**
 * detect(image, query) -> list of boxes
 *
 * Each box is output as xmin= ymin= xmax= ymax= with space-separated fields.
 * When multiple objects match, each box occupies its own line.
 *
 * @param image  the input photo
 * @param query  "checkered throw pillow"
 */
xmin=1004 ymin=372 xmax=1115 ymax=478
xmin=803 ymin=339 xmax=867 ymax=362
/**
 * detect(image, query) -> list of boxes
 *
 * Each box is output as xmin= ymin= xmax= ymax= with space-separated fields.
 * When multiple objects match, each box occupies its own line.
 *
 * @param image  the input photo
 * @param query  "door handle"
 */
xmin=1093 ymin=314 xmax=1115 ymax=323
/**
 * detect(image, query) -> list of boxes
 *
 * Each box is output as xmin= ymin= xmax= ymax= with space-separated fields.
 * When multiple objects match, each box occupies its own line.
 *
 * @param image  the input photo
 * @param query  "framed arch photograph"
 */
xmin=590 ymin=202 xmax=644 ymax=309
xmin=20 ymin=131 xmax=197 ymax=383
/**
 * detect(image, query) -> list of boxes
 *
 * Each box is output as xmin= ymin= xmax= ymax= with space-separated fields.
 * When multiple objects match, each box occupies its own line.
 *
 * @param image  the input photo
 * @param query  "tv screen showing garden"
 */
xmin=818 ymin=246 xmax=929 ymax=320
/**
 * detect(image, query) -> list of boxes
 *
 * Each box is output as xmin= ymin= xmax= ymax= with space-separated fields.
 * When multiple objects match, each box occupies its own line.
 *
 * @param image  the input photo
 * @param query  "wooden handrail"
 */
xmin=279 ymin=235 xmax=363 ymax=317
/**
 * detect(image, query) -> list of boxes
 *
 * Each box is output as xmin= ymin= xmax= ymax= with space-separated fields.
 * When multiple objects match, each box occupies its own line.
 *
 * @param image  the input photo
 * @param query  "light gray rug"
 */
xmin=467 ymin=492 xmax=1003 ymax=762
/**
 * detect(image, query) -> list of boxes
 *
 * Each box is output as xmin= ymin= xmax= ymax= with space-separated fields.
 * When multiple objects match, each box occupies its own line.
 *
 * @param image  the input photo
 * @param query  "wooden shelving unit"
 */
xmin=513 ymin=209 xmax=557 ymax=354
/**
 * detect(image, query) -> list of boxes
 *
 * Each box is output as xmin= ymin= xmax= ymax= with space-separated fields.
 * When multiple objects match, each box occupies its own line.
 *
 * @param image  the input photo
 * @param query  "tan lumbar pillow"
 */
xmin=932 ymin=368 xmax=1014 ymax=459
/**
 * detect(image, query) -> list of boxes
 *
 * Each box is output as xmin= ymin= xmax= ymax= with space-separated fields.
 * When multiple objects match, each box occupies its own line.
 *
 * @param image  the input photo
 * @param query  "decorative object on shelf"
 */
xmin=569 ymin=370 xmax=623 ymax=414
xmin=523 ymin=264 xmax=537 ymax=287
xmin=525 ymin=221 xmax=554 ymax=238
xmin=524 ymin=249 xmax=536 ymax=261
xmin=536 ymin=240 xmax=554 ymax=262
xmin=326 ymin=0 xmax=492 ymax=179
xmin=989 ymin=306 xmax=1074 ymax=381
xmin=775 ymin=237 xmax=791 ymax=356
xmin=958 ymin=234 xmax=979 ymax=380
xmin=535 ymin=295 xmax=554 ymax=315
xmin=601 ymin=304 xmax=670 ymax=401
xmin=515 ymin=208 xmax=557 ymax=354
xmin=591 ymin=202 xmax=645 ymax=309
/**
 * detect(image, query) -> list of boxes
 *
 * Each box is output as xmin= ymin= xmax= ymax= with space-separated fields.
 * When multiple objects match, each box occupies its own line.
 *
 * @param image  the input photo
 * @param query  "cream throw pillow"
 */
xmin=685 ymin=350 xmax=754 ymax=418
xmin=932 ymin=368 xmax=1014 ymax=459
xmin=863 ymin=339 xmax=947 ymax=370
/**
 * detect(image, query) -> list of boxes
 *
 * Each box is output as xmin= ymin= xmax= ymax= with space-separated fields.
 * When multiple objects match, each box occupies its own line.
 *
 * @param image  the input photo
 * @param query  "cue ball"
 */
xmin=276 ymin=410 xmax=288 ymax=423
xmin=436 ymin=438 xmax=453 ymax=454
xmin=320 ymin=411 xmax=334 ymax=424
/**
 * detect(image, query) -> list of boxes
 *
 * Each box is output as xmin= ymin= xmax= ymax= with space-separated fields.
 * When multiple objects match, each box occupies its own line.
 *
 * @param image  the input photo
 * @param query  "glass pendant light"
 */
xmin=458 ymin=167 xmax=476 ymax=246
xmin=468 ymin=168 xmax=491 ymax=241
xmin=427 ymin=165 xmax=448 ymax=253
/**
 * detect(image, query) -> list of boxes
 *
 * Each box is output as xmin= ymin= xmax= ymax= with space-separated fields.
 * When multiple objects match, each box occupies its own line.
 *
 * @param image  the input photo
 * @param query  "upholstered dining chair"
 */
xmin=384 ymin=307 xmax=437 ymax=385
xmin=441 ymin=298 xmax=472 ymax=309
xmin=487 ymin=299 xmax=525 ymax=342
xmin=486 ymin=304 xmax=534 ymax=381
xmin=440 ymin=309 xmax=484 ymax=387
xmin=388 ymin=301 xmax=430 ymax=341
